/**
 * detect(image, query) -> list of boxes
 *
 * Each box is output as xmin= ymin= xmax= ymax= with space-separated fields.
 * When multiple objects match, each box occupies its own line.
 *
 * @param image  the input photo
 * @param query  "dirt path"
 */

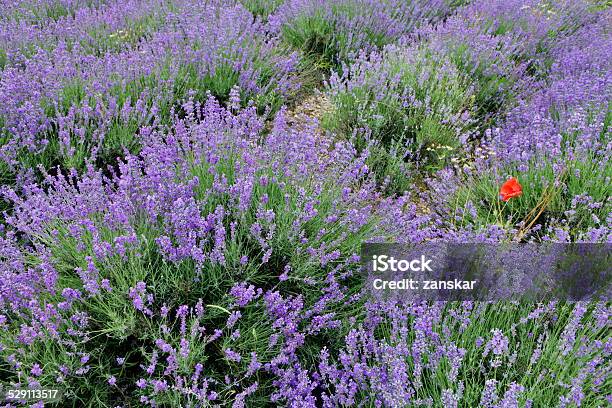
xmin=285 ymin=90 xmax=333 ymax=131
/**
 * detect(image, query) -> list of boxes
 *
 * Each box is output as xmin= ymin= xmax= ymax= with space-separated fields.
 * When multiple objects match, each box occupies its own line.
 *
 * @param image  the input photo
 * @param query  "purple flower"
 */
xmin=486 ymin=329 xmax=510 ymax=356
xmin=224 ymin=348 xmax=242 ymax=363
xmin=31 ymin=363 xmax=43 ymax=377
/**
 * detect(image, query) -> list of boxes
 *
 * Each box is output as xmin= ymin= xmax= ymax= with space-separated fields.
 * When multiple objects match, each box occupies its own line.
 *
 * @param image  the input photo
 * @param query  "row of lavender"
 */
xmin=423 ymin=0 xmax=611 ymax=242
xmin=0 ymin=0 xmax=301 ymax=183
xmin=1 ymin=0 xmax=610 ymax=407
xmin=317 ymin=2 xmax=610 ymax=407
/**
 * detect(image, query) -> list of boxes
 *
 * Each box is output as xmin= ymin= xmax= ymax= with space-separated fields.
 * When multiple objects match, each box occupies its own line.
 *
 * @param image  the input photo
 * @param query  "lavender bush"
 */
xmin=0 ymin=0 xmax=301 ymax=184
xmin=1 ymin=97 xmax=431 ymax=406
xmin=0 ymin=0 xmax=610 ymax=407
xmin=0 ymin=0 xmax=177 ymax=60
xmin=269 ymin=0 xmax=450 ymax=67
xmin=323 ymin=0 xmax=598 ymax=193
xmin=433 ymin=10 xmax=611 ymax=241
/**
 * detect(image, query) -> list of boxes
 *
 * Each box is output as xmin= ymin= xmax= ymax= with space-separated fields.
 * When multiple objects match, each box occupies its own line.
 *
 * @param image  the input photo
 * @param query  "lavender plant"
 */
xmin=317 ymin=300 xmax=610 ymax=407
xmin=325 ymin=43 xmax=475 ymax=173
xmin=240 ymin=0 xmax=284 ymax=18
xmin=0 ymin=0 xmax=301 ymax=188
xmin=435 ymin=12 xmax=611 ymax=242
xmin=0 ymin=0 xmax=610 ymax=406
xmin=0 ymin=0 xmax=177 ymax=61
xmin=1 ymin=97 xmax=431 ymax=406
xmin=269 ymin=0 xmax=449 ymax=67
xmin=323 ymin=0 xmax=599 ymax=194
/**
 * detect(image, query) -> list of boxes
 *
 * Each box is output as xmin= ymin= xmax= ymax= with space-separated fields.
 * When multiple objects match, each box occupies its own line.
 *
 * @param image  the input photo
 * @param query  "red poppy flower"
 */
xmin=499 ymin=177 xmax=522 ymax=201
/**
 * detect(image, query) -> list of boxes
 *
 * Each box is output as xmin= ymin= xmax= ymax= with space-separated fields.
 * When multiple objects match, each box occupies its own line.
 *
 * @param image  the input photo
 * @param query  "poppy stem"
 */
xmin=516 ymin=168 xmax=567 ymax=241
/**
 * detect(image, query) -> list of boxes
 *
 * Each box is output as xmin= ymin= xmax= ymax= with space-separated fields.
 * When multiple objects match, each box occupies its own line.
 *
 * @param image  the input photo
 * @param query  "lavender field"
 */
xmin=0 ymin=0 xmax=610 ymax=406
